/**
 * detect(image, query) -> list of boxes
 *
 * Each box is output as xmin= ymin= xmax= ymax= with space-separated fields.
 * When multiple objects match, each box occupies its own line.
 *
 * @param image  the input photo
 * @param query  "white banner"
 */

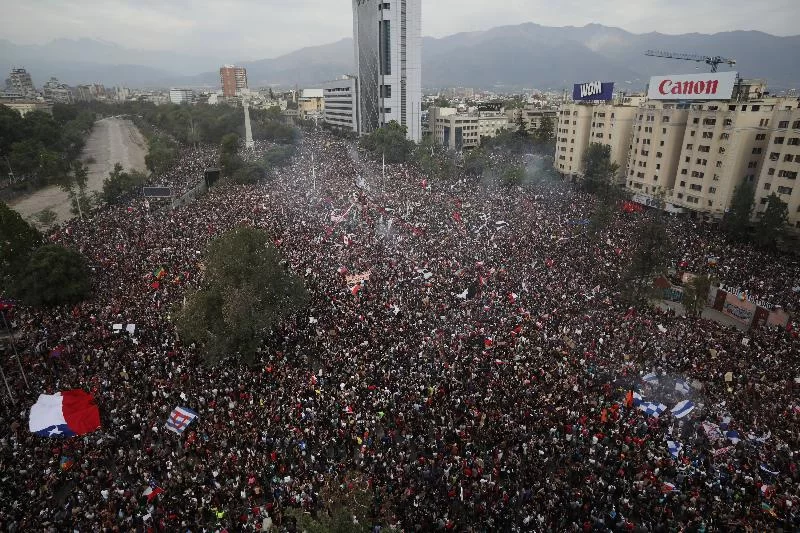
xmin=647 ymin=72 xmax=737 ymax=100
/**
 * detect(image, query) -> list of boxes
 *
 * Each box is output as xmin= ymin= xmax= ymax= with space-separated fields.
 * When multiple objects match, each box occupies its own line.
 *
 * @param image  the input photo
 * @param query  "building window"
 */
xmin=709 ymin=187 xmax=717 ymax=194
xmin=677 ymin=193 xmax=684 ymax=199
xmin=721 ymin=133 xmax=730 ymax=140
xmin=764 ymin=183 xmax=771 ymax=190
xmin=679 ymin=181 xmax=686 ymax=187
xmin=690 ymin=184 xmax=702 ymax=191
xmin=775 ymin=137 xmax=785 ymax=144
xmin=381 ymin=84 xmax=392 ymax=98
xmin=690 ymin=131 xmax=696 ymax=137
xmin=379 ymin=20 xmax=392 ymax=75
xmin=777 ymin=186 xmax=793 ymax=195
xmin=788 ymin=138 xmax=800 ymax=146
xmin=768 ymin=168 xmax=775 ymax=175
xmin=686 ymin=144 xmax=693 ymax=150
xmin=748 ymin=161 xmax=757 ymax=169
xmin=663 ymin=116 xmax=670 ymax=122
xmin=681 ymin=169 xmax=688 ymax=175
xmin=779 ymin=120 xmax=790 ymax=128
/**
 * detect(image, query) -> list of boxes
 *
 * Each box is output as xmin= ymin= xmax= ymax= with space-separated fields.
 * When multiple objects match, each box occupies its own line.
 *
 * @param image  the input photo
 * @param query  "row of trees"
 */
xmin=219 ymin=133 xmax=298 ymax=185
xmin=0 ymin=104 xmax=95 ymax=193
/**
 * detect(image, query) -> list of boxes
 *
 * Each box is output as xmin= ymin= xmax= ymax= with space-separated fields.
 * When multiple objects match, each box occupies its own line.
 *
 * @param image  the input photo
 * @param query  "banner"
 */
xmin=647 ymin=72 xmax=737 ymax=100
xmin=573 ymin=81 xmax=614 ymax=101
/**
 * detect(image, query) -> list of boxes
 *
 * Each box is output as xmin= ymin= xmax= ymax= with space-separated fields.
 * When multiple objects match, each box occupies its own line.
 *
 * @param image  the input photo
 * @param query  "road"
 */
xmin=9 ymin=117 xmax=147 ymax=224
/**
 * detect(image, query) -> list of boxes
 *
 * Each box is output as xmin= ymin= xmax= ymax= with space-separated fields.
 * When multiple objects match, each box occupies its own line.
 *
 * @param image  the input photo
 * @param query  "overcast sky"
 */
xmin=3 ymin=0 xmax=797 ymax=60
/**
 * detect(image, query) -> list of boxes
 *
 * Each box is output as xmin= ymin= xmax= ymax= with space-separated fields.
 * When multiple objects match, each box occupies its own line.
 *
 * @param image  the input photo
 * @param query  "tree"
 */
xmin=582 ymin=143 xmax=620 ymax=193
xmin=175 ymin=227 xmax=309 ymax=365
xmin=219 ymin=133 xmax=242 ymax=177
xmin=754 ymin=193 xmax=788 ymax=249
xmin=682 ymin=274 xmax=714 ymax=316
xmin=102 ymin=163 xmax=148 ymax=205
xmin=463 ymin=146 xmax=488 ymax=177
xmin=12 ymin=244 xmax=91 ymax=307
xmin=360 ymin=121 xmax=415 ymax=164
xmin=621 ymin=215 xmax=671 ymax=305
xmin=534 ymin=116 xmax=554 ymax=145
xmin=514 ymin=110 xmax=528 ymax=137
xmin=0 ymin=201 xmax=43 ymax=290
xmin=724 ymin=181 xmax=755 ymax=242
xmin=433 ymin=96 xmax=451 ymax=108
xmin=145 ymin=135 xmax=178 ymax=175
xmin=60 ymin=162 xmax=90 ymax=220
xmin=34 ymin=208 xmax=57 ymax=229
xmin=231 ymin=162 xmax=267 ymax=185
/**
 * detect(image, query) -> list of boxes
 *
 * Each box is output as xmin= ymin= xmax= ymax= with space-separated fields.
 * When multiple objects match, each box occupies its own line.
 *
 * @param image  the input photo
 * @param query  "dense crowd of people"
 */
xmin=1 ymin=130 xmax=799 ymax=531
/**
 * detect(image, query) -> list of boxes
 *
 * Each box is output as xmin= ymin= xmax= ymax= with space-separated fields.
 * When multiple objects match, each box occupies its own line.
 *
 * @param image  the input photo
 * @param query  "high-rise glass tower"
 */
xmin=352 ymin=0 xmax=421 ymax=142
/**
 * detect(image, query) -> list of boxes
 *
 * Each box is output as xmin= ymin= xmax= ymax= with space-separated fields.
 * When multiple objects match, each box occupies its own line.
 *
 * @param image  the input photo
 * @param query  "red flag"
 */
xmin=484 ymin=337 xmax=493 ymax=348
xmin=150 ymin=281 xmax=160 ymax=290
xmin=351 ymin=284 xmax=361 ymax=296
xmin=452 ymin=212 xmax=462 ymax=223
xmin=545 ymin=258 xmax=554 ymax=268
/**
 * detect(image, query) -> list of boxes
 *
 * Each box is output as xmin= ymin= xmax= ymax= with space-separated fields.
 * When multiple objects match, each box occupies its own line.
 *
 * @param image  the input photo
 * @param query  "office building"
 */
xmin=220 ymin=65 xmax=248 ymax=98
xmin=754 ymin=108 xmax=800 ymax=230
xmin=323 ymin=76 xmax=359 ymax=133
xmin=507 ymin=106 xmax=558 ymax=133
xmin=432 ymin=107 xmax=509 ymax=150
xmin=169 ymin=88 xmax=195 ymax=105
xmin=298 ymin=89 xmax=324 ymax=118
xmin=1 ymin=100 xmax=52 ymax=117
xmin=352 ymin=0 xmax=422 ymax=142
xmin=5 ymin=68 xmax=35 ymax=96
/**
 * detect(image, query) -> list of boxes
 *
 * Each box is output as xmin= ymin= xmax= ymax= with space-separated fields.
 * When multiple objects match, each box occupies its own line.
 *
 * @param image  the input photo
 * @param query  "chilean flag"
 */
xmin=29 ymin=390 xmax=101 ymax=437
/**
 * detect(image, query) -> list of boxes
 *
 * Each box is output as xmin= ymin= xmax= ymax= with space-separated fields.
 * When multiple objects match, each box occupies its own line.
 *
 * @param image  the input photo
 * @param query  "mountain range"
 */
xmin=2 ymin=23 xmax=799 ymax=92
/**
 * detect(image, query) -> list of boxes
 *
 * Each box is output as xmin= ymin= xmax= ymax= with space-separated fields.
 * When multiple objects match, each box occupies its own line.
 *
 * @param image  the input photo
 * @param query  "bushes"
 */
xmin=102 ymin=163 xmax=148 ymax=205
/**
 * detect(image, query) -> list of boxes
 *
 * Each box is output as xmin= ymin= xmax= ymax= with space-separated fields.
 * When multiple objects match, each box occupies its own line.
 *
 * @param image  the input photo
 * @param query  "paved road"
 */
xmin=10 ymin=117 xmax=147 ymax=224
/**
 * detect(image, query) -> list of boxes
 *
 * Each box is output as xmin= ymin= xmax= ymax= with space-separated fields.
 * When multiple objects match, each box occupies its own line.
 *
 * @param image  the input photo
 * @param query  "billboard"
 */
xmin=647 ymin=72 xmax=737 ymax=100
xmin=477 ymin=103 xmax=503 ymax=112
xmin=142 ymin=187 xmax=172 ymax=198
xmin=573 ymin=81 xmax=614 ymax=101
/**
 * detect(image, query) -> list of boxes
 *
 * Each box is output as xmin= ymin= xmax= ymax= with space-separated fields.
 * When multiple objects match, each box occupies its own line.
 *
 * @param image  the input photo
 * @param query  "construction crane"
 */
xmin=644 ymin=50 xmax=736 ymax=73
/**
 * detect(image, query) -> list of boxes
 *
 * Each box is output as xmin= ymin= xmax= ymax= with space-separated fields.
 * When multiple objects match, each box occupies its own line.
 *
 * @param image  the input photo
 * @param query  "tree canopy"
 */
xmin=582 ymin=143 xmax=620 ymax=193
xmin=724 ymin=181 xmax=755 ymax=242
xmin=12 ymin=244 xmax=91 ymax=307
xmin=175 ymin=227 xmax=309 ymax=365
xmin=360 ymin=121 xmax=416 ymax=164
xmin=0 ymin=201 xmax=43 ymax=290
xmin=102 ymin=163 xmax=148 ymax=205
xmin=754 ymin=193 xmax=788 ymax=249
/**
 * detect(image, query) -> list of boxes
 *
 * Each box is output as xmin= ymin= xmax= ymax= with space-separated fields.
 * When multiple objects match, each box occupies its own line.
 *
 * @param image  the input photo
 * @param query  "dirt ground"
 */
xmin=9 ymin=117 xmax=147 ymax=225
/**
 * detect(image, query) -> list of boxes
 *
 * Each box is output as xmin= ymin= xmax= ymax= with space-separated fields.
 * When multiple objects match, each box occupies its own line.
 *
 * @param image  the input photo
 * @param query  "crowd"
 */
xmin=1 ymin=130 xmax=799 ymax=532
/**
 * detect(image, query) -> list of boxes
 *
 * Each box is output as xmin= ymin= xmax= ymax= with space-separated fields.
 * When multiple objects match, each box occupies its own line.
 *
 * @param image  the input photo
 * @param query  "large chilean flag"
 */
xmin=28 ymin=390 xmax=101 ymax=437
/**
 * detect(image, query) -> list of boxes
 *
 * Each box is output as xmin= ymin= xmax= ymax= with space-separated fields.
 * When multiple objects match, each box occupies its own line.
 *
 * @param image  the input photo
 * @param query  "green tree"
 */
xmin=724 ymin=181 xmax=755 ymax=242
xmin=682 ymin=274 xmax=714 ymax=316
xmin=60 ymin=162 xmax=90 ymax=220
xmin=0 ymin=201 xmax=43 ymax=290
xmin=582 ymin=143 xmax=620 ymax=193
xmin=360 ymin=121 xmax=415 ymax=164
xmin=754 ymin=193 xmax=788 ymax=249
xmin=463 ymin=146 xmax=488 ymax=177
xmin=514 ymin=110 xmax=528 ymax=137
xmin=534 ymin=115 xmax=555 ymax=145
xmin=34 ymin=208 xmax=58 ymax=229
xmin=145 ymin=135 xmax=178 ymax=175
xmin=433 ymin=96 xmax=452 ymax=108
xmin=102 ymin=163 xmax=148 ymax=205
xmin=219 ymin=133 xmax=242 ymax=177
xmin=175 ymin=227 xmax=309 ymax=365
xmin=231 ymin=162 xmax=267 ymax=185
xmin=621 ymin=215 xmax=671 ymax=305
xmin=12 ymin=244 xmax=91 ymax=307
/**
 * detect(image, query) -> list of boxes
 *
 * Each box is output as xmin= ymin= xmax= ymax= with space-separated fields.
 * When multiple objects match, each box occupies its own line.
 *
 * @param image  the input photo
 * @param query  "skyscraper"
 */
xmin=219 ymin=65 xmax=248 ymax=98
xmin=352 ymin=0 xmax=421 ymax=142
xmin=5 ymin=68 xmax=36 ymax=96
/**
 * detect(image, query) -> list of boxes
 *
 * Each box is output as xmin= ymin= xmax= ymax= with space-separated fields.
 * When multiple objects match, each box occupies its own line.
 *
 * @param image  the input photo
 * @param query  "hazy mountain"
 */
xmin=2 ymin=24 xmax=799 ymax=91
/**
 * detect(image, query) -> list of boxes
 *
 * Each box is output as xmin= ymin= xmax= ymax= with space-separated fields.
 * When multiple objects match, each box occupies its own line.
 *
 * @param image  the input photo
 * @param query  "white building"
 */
xmin=323 ymin=76 xmax=359 ymax=133
xmin=169 ymin=88 xmax=194 ymax=105
xmin=352 ymin=0 xmax=422 ymax=142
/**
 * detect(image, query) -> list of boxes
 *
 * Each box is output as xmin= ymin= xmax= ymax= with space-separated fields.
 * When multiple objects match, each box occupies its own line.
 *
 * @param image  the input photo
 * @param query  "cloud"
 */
xmin=0 ymin=0 xmax=797 ymax=60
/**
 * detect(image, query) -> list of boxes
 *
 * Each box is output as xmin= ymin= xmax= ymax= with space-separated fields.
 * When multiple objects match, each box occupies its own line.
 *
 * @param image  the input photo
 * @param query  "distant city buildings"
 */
xmin=169 ymin=88 xmax=195 ymax=105
xmin=352 ymin=0 xmax=422 ymax=142
xmin=554 ymin=73 xmax=800 ymax=230
xmin=220 ymin=65 xmax=248 ymax=98
xmin=42 ymin=77 xmax=73 ymax=104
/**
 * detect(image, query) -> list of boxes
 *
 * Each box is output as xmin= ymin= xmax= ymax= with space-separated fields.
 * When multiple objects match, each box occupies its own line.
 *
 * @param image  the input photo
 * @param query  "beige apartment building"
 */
xmin=589 ymin=98 xmax=643 ymax=184
xmin=555 ymin=104 xmax=593 ymax=176
xmin=507 ymin=106 xmax=558 ymax=133
xmin=754 ymin=108 xmax=800 ymax=230
xmin=668 ymin=99 xmax=791 ymax=216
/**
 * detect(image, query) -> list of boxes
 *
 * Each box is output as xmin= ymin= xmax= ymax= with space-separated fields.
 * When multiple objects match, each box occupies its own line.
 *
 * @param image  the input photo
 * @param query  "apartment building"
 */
xmin=754 ymin=108 xmax=800 ymax=230
xmin=589 ymin=98 xmax=643 ymax=184
xmin=555 ymin=104 xmax=593 ymax=177
xmin=169 ymin=88 xmax=194 ymax=105
xmin=507 ymin=105 xmax=558 ymax=132
xmin=220 ymin=65 xmax=248 ymax=98
xmin=669 ymin=99 xmax=791 ymax=216
xmin=431 ymin=108 xmax=509 ymax=150
xmin=323 ymin=76 xmax=359 ymax=133
xmin=626 ymin=102 xmax=691 ymax=200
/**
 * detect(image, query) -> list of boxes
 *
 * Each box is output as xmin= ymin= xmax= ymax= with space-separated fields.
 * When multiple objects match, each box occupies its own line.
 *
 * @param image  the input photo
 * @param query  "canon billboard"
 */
xmin=647 ymin=72 xmax=738 ymax=100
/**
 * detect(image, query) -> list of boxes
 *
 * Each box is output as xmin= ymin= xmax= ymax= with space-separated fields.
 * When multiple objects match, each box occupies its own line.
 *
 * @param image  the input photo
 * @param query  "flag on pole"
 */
xmin=662 ymin=482 xmax=678 ymax=493
xmin=28 ymin=390 xmax=101 ymax=437
xmin=671 ymin=400 xmax=695 ymax=419
xmin=165 ymin=406 xmax=198 ymax=435
xmin=152 ymin=267 xmax=167 ymax=280
xmin=60 ymin=456 xmax=75 ymax=471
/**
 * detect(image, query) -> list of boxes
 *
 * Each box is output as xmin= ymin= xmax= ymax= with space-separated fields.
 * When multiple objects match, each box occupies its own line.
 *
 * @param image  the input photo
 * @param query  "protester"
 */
xmin=0 ymin=131 xmax=797 ymax=531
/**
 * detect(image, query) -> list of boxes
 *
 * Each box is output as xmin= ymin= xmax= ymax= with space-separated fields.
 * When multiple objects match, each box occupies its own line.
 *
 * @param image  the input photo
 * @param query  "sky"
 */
xmin=2 ymin=0 xmax=798 ymax=60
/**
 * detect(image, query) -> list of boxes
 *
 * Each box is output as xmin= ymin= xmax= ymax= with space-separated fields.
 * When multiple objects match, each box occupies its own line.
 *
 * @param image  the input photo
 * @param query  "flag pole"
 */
xmin=1 ymin=311 xmax=27 ymax=389
xmin=0 ymin=365 xmax=14 ymax=405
